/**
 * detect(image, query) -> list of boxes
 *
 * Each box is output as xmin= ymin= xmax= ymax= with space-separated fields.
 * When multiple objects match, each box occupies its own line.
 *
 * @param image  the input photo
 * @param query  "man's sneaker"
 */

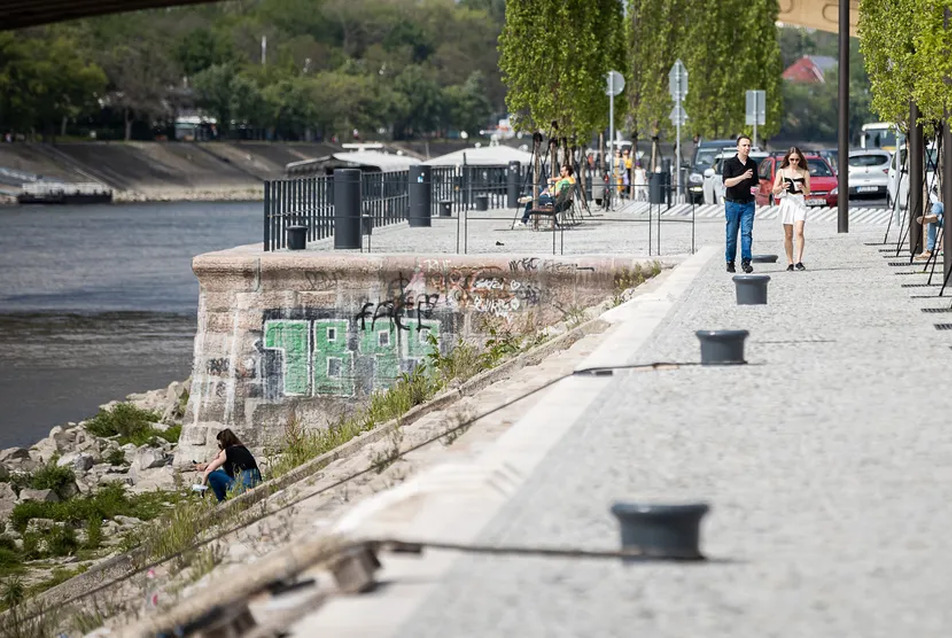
xmin=786 ymin=264 xmax=795 ymax=272
xmin=795 ymin=262 xmax=806 ymax=271
xmin=517 ymin=195 xmax=532 ymax=204
xmin=741 ymin=260 xmax=753 ymax=274
xmin=726 ymin=261 xmax=736 ymax=273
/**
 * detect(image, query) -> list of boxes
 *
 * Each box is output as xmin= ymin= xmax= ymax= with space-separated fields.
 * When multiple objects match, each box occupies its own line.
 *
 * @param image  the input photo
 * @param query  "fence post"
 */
xmin=334 ymin=168 xmax=362 ymax=249
xmin=408 ymin=165 xmax=432 ymax=227
xmin=507 ymin=161 xmax=521 ymax=208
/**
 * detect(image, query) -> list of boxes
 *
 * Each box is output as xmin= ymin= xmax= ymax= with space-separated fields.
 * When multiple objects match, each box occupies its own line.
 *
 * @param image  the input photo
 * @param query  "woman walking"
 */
xmin=772 ymin=147 xmax=811 ymax=271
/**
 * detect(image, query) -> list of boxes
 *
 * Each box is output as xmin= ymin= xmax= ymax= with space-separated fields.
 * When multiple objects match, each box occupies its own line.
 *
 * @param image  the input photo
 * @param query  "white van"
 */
xmin=887 ymin=142 xmax=937 ymax=209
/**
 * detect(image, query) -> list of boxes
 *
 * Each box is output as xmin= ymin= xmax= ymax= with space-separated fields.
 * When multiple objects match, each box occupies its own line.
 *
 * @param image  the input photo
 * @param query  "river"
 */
xmin=0 ymin=201 xmax=261 ymax=449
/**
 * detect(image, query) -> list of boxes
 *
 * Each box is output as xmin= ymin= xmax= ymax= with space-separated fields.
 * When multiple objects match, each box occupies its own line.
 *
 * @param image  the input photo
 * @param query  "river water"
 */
xmin=0 ymin=201 xmax=261 ymax=449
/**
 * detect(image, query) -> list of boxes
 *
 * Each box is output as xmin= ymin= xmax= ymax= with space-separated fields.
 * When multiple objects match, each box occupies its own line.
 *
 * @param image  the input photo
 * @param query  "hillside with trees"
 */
xmin=0 ymin=0 xmax=503 ymax=142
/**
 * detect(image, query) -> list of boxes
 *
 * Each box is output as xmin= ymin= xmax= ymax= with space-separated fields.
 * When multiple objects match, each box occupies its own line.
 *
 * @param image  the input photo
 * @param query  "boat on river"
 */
xmin=17 ymin=181 xmax=113 ymax=204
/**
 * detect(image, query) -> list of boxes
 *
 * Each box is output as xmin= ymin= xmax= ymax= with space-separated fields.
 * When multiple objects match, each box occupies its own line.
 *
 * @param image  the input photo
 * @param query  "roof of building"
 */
xmin=422 ymin=145 xmax=535 ymax=167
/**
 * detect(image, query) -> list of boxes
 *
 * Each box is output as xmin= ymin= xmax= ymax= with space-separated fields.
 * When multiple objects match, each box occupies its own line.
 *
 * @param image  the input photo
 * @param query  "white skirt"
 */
xmin=779 ymin=193 xmax=807 ymax=225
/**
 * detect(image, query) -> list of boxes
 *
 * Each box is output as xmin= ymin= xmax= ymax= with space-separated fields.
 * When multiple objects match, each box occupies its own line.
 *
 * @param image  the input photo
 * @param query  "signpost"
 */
xmin=745 ymin=90 xmax=766 ymax=148
xmin=605 ymin=70 xmax=625 ymax=196
xmin=668 ymin=59 xmax=688 ymax=200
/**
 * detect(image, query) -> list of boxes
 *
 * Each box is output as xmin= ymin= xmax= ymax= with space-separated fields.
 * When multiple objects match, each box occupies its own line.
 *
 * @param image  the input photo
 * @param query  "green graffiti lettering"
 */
xmin=313 ymin=319 xmax=355 ymax=396
xmin=405 ymin=320 xmax=440 ymax=364
xmin=359 ymin=324 xmax=400 ymax=389
xmin=263 ymin=320 xmax=310 ymax=396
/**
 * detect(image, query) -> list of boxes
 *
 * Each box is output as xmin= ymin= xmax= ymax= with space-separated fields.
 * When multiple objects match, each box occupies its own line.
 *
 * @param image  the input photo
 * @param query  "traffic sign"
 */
xmin=669 ymin=105 xmax=688 ymax=126
xmin=605 ymin=70 xmax=625 ymax=97
xmin=745 ymin=90 xmax=766 ymax=126
xmin=668 ymin=59 xmax=688 ymax=100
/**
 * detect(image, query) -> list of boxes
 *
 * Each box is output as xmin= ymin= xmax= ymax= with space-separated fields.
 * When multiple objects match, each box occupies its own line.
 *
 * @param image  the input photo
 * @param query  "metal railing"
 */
xmin=264 ymin=164 xmax=516 ymax=251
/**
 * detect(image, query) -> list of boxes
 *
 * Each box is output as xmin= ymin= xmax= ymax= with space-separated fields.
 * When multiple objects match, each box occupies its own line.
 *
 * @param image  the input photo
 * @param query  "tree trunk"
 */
xmin=124 ymin=108 xmax=133 ymax=141
xmin=61 ymin=116 xmax=68 ymax=138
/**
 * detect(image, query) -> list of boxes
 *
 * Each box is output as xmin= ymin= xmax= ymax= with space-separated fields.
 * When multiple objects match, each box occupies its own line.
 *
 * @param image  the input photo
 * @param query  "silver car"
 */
xmin=848 ymin=149 xmax=891 ymax=198
xmin=702 ymin=152 xmax=767 ymax=205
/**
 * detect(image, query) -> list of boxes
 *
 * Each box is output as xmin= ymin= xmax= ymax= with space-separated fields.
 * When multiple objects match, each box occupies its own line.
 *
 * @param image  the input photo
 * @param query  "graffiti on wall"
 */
xmin=262 ymin=315 xmax=440 ymax=398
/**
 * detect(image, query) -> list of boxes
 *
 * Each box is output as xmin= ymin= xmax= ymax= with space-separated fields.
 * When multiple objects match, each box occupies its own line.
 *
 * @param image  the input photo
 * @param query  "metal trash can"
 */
xmin=439 ymin=200 xmax=453 ymax=217
xmin=475 ymin=194 xmax=489 ymax=211
xmin=287 ymin=225 xmax=307 ymax=250
xmin=648 ymin=173 xmax=664 ymax=204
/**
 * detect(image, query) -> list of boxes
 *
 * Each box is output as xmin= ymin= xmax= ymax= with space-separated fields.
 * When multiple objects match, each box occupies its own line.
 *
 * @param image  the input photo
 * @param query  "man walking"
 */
xmin=722 ymin=135 xmax=760 ymax=273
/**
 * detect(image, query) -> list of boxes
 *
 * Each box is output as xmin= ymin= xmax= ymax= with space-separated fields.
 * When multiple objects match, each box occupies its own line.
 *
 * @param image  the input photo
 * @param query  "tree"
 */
xmin=99 ymin=39 xmax=178 ymax=140
xmin=442 ymin=71 xmax=493 ymax=135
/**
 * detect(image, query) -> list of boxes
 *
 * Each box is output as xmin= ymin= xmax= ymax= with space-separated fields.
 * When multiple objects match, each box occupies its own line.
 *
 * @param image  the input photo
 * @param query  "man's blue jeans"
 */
xmin=927 ymin=201 xmax=945 ymax=252
xmin=207 ymin=468 xmax=261 ymax=502
xmin=725 ymin=200 xmax=755 ymax=263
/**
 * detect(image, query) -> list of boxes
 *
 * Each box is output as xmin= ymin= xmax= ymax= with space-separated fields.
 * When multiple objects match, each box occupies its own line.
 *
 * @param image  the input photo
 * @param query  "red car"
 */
xmin=756 ymin=154 xmax=838 ymax=207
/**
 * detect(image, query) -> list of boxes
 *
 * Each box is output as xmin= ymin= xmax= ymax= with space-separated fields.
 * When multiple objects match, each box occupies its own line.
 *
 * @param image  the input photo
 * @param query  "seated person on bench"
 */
xmin=519 ymin=164 xmax=574 ymax=225
xmin=916 ymin=182 xmax=944 ymax=260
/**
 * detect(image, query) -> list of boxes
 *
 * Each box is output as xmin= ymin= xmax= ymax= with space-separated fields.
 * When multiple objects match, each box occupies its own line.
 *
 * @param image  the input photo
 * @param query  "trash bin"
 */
xmin=475 ymin=194 xmax=489 ymax=211
xmin=287 ymin=225 xmax=307 ymax=250
xmin=648 ymin=173 xmax=664 ymax=204
xmin=439 ymin=200 xmax=453 ymax=217
xmin=361 ymin=215 xmax=373 ymax=236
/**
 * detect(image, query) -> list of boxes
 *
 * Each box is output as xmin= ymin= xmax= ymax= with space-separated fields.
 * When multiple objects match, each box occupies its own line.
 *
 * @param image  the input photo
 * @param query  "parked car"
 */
xmin=702 ymin=151 xmax=768 ymax=205
xmin=687 ymin=138 xmax=737 ymax=204
xmin=887 ymin=143 xmax=938 ymax=209
xmin=756 ymin=153 xmax=838 ymax=207
xmin=847 ymin=149 xmax=892 ymax=198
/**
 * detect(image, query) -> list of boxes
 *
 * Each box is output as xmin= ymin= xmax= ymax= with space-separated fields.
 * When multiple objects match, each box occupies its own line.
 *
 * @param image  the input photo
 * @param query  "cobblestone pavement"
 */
xmin=283 ymin=210 xmax=951 ymax=636
xmin=390 ymin=223 xmax=952 ymax=637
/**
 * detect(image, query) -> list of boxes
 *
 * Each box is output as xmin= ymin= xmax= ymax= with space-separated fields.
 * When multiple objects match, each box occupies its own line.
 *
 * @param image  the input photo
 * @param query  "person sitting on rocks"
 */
xmin=194 ymin=428 xmax=261 ymax=502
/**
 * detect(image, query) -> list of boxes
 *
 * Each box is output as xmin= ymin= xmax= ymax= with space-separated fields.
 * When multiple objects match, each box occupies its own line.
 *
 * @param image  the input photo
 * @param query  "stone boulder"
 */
xmin=0 ymin=482 xmax=17 ymax=521
xmin=0 ymin=447 xmax=38 ymax=472
xmin=18 ymin=488 xmax=59 ymax=503
xmin=134 ymin=448 xmax=169 ymax=471
xmin=128 ymin=464 xmax=176 ymax=493
xmin=57 ymin=452 xmax=95 ymax=473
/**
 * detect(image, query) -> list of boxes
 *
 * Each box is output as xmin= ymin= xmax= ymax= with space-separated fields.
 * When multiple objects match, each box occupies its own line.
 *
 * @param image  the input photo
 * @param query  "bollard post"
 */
xmin=507 ymin=161 xmax=521 ymax=209
xmin=610 ymin=502 xmax=709 ymax=560
xmin=732 ymin=274 xmax=771 ymax=305
xmin=333 ymin=168 xmax=361 ymax=249
xmin=408 ymin=165 xmax=432 ymax=228
xmin=695 ymin=329 xmax=749 ymax=365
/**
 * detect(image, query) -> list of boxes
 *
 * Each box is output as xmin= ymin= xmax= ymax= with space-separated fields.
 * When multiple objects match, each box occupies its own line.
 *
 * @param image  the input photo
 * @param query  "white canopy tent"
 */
xmin=422 ymin=145 xmax=534 ymax=167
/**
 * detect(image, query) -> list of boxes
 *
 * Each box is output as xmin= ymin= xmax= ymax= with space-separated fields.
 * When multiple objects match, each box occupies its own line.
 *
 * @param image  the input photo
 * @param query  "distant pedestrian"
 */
xmin=772 ymin=146 xmax=811 ymax=271
xmin=633 ymin=162 xmax=648 ymax=201
xmin=721 ymin=135 xmax=759 ymax=273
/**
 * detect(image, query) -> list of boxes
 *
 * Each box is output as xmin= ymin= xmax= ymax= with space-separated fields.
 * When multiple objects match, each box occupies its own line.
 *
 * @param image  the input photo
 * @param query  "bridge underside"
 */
xmin=3 ymin=0 xmax=860 ymax=33
xmin=0 ymin=0 xmax=217 ymax=30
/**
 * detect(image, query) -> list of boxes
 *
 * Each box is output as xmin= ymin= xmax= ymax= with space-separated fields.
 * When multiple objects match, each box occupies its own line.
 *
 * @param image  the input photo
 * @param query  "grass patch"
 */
xmin=8 ymin=461 xmax=76 ymax=501
xmin=84 ymin=403 xmax=166 ymax=446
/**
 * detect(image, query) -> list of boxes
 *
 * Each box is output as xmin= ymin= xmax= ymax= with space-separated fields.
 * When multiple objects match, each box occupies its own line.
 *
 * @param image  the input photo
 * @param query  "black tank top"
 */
xmin=223 ymin=445 xmax=258 ymax=478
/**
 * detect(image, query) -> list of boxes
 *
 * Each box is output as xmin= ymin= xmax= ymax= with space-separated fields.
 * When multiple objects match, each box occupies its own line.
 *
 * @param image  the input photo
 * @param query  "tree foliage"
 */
xmin=627 ymin=0 xmax=783 ymax=144
xmin=0 ymin=0 xmax=506 ymax=141
xmin=859 ymin=0 xmax=952 ymax=128
xmin=499 ymin=0 xmax=623 ymax=143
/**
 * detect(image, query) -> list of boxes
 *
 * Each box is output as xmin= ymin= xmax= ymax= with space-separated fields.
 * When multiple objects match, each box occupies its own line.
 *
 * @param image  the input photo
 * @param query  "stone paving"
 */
xmin=283 ymin=207 xmax=952 ymax=636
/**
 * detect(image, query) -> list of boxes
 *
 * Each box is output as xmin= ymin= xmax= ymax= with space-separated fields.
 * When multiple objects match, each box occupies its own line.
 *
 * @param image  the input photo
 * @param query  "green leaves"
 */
xmin=859 ymin=0 xmax=951 ymax=126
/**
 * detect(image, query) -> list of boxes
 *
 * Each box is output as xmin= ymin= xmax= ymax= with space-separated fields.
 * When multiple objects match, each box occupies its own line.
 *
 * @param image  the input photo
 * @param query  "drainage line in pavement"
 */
xmin=377 ymin=539 xmax=707 ymax=562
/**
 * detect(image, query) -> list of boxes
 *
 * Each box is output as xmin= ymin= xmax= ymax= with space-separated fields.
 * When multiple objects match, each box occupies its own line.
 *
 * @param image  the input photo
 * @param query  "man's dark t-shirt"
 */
xmin=722 ymin=155 xmax=760 ymax=203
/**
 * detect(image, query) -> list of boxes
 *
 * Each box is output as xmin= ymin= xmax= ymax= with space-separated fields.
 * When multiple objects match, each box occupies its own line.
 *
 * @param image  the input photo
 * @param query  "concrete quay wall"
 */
xmin=176 ymin=249 xmax=655 ymax=463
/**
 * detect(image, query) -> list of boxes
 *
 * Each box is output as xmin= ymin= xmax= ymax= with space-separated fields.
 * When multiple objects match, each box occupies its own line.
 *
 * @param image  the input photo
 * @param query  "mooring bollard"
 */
xmin=732 ymin=274 xmax=771 ymax=305
xmin=610 ymin=502 xmax=709 ymax=560
xmin=286 ymin=225 xmax=307 ymax=251
xmin=695 ymin=329 xmax=749 ymax=365
xmin=750 ymin=254 xmax=778 ymax=263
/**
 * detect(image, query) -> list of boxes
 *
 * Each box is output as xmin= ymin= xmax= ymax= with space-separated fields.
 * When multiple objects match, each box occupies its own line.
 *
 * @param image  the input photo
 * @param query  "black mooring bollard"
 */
xmin=695 ymin=329 xmax=749 ymax=365
xmin=732 ymin=274 xmax=771 ymax=305
xmin=286 ymin=225 xmax=307 ymax=250
xmin=610 ymin=502 xmax=710 ymax=560
xmin=750 ymin=254 xmax=778 ymax=263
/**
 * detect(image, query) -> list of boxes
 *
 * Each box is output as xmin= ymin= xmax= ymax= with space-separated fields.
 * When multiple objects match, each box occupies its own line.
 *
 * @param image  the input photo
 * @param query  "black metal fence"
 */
xmin=264 ymin=164 xmax=517 ymax=251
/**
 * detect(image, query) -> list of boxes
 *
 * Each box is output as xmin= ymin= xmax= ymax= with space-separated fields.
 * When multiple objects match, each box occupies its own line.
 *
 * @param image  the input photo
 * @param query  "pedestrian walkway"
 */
xmin=286 ymin=221 xmax=952 ymax=637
